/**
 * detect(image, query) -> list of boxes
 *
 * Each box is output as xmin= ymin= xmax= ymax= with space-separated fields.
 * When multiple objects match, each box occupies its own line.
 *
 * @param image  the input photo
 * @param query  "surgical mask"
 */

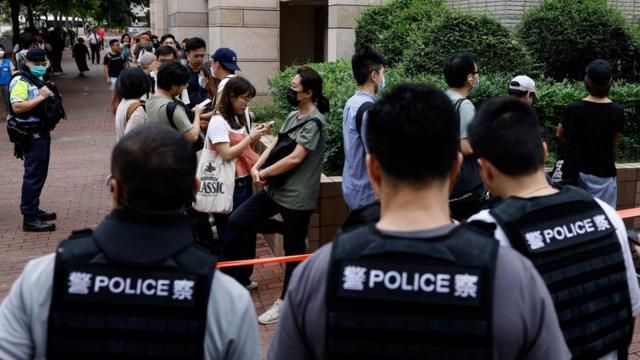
xmin=198 ymin=76 xmax=206 ymax=89
xmin=30 ymin=65 xmax=47 ymax=78
xmin=286 ymin=89 xmax=300 ymax=107
xmin=0 ymin=51 xmax=5 ymax=58
xmin=378 ymin=77 xmax=386 ymax=93
xmin=470 ymin=77 xmax=480 ymax=91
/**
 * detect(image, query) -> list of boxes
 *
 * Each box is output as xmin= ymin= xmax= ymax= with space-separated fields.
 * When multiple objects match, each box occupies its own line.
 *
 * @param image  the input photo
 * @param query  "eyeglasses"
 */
xmin=471 ymin=70 xmax=480 ymax=75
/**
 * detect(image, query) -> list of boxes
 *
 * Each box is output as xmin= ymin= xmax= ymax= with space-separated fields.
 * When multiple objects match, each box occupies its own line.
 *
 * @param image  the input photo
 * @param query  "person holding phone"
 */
xmin=206 ymin=77 xmax=271 ymax=287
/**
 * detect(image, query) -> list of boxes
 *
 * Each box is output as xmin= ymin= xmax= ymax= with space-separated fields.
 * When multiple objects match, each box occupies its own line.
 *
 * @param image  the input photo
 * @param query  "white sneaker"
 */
xmin=258 ymin=298 xmax=283 ymax=325
xmin=245 ymin=281 xmax=258 ymax=291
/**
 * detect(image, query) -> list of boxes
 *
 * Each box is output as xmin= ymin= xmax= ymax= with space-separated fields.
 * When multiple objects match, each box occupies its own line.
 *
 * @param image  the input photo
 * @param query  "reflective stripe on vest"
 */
xmin=326 ymin=224 xmax=497 ymax=360
xmin=490 ymin=185 xmax=632 ymax=358
xmin=47 ymin=230 xmax=215 ymax=359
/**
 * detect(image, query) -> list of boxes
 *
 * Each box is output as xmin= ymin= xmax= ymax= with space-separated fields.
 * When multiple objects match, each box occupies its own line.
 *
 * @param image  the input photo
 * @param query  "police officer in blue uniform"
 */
xmin=9 ymin=48 xmax=57 ymax=232
xmin=468 ymin=97 xmax=640 ymax=359
xmin=0 ymin=125 xmax=260 ymax=359
xmin=268 ymin=84 xmax=570 ymax=360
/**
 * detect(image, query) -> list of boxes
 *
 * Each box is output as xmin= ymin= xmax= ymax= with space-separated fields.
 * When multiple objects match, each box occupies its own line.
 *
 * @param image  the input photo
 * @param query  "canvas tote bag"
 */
xmin=193 ymin=141 xmax=236 ymax=214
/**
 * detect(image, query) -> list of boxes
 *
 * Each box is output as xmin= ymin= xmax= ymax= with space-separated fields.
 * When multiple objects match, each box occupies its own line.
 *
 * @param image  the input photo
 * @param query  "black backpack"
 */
xmin=9 ymin=71 xmax=66 ymax=131
xmin=165 ymin=99 xmax=204 ymax=152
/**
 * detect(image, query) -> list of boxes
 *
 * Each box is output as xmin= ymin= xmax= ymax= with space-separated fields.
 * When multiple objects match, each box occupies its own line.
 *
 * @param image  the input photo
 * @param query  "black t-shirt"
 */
xmin=561 ymin=100 xmax=624 ymax=177
xmin=104 ymin=52 xmax=125 ymax=78
xmin=186 ymin=64 xmax=208 ymax=109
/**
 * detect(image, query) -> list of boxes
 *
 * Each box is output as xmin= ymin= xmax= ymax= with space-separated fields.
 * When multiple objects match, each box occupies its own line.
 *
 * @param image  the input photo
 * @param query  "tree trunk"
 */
xmin=27 ymin=1 xmax=35 ymax=30
xmin=10 ymin=0 xmax=21 ymax=45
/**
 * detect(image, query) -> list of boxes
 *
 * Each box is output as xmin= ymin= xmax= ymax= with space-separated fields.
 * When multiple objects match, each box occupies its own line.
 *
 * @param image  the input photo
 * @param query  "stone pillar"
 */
xmin=149 ymin=0 xmax=168 ymax=36
xmin=166 ymin=0 xmax=209 ymax=43
xmin=327 ymin=0 xmax=385 ymax=61
xmin=208 ymin=0 xmax=280 ymax=101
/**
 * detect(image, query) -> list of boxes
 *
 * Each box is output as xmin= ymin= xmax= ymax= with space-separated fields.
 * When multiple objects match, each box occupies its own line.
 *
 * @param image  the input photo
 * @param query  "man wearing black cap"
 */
xmin=556 ymin=59 xmax=623 ymax=208
xmin=9 ymin=47 xmax=57 ymax=232
xmin=211 ymin=47 xmax=241 ymax=105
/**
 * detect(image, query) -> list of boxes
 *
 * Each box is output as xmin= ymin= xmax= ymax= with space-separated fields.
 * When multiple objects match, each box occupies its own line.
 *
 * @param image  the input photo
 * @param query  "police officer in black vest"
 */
xmin=467 ymin=97 xmax=640 ymax=359
xmin=9 ymin=48 xmax=57 ymax=232
xmin=0 ymin=125 xmax=260 ymax=359
xmin=268 ymin=84 xmax=570 ymax=360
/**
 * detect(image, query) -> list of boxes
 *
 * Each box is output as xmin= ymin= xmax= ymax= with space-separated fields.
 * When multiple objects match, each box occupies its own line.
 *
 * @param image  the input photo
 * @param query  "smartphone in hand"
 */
xmin=197 ymin=98 xmax=212 ymax=109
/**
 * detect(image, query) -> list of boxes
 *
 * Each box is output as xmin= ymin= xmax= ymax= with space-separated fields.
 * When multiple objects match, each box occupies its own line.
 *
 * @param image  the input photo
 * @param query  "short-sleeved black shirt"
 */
xmin=104 ymin=52 xmax=125 ymax=78
xmin=561 ymin=100 xmax=624 ymax=177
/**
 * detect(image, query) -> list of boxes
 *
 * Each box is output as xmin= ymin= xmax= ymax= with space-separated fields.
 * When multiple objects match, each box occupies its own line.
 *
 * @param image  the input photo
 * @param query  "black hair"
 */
xmin=121 ymin=33 xmax=130 ymax=42
xmin=0 ymin=44 xmax=5 ymax=51
xmin=507 ymin=89 xmax=529 ymax=98
xmin=111 ymin=124 xmax=197 ymax=211
xmin=118 ymin=68 xmax=150 ymax=99
xmin=443 ymin=52 xmax=476 ymax=88
xmin=297 ymin=66 xmax=330 ymax=114
xmin=160 ymin=33 xmax=176 ymax=45
xmin=156 ymin=61 xmax=190 ymax=91
xmin=366 ymin=83 xmax=458 ymax=185
xmin=468 ymin=97 xmax=544 ymax=176
xmin=585 ymin=76 xmax=611 ymax=98
xmin=185 ymin=37 xmax=206 ymax=52
xmin=156 ymin=45 xmax=177 ymax=59
xmin=352 ymin=46 xmax=385 ymax=86
xmin=19 ymin=33 xmax=34 ymax=50
xmin=109 ymin=39 xmax=119 ymax=47
xmin=216 ymin=77 xmax=256 ymax=130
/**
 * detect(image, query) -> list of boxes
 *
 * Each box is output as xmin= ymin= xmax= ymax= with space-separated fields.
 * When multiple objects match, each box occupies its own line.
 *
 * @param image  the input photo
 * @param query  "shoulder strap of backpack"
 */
xmin=125 ymin=101 xmax=143 ymax=123
xmin=11 ymin=70 xmax=43 ymax=88
xmin=355 ymin=101 xmax=374 ymax=149
xmin=355 ymin=101 xmax=375 ymax=138
xmin=454 ymin=98 xmax=466 ymax=115
xmin=165 ymin=101 xmax=178 ymax=130
xmin=284 ymin=117 xmax=323 ymax=135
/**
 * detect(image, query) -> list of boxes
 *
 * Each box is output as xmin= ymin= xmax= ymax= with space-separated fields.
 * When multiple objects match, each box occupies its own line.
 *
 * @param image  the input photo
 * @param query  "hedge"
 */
xmin=254 ymin=61 xmax=640 ymax=175
xmin=516 ymin=0 xmax=640 ymax=81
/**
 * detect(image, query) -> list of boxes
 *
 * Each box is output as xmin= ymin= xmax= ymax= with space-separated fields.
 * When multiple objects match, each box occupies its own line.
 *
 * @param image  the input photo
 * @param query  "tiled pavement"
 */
xmin=2 ymin=49 xmax=640 ymax=359
xmin=0 ymin=50 xmax=282 ymax=357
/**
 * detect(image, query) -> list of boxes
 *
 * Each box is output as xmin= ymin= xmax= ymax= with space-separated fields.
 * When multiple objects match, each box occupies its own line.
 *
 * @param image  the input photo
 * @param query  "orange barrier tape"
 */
xmin=216 ymin=207 xmax=640 ymax=268
xmin=217 ymin=254 xmax=311 ymax=268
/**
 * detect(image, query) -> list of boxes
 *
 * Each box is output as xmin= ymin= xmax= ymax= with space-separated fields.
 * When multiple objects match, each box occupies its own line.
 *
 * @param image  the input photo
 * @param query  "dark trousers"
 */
xmin=229 ymin=189 xmax=312 ymax=299
xmin=213 ymin=176 xmax=256 ymax=285
xmin=20 ymin=132 xmax=51 ymax=216
xmin=0 ymin=84 xmax=10 ymax=116
xmin=90 ymin=44 xmax=100 ymax=64
xmin=187 ymin=207 xmax=220 ymax=256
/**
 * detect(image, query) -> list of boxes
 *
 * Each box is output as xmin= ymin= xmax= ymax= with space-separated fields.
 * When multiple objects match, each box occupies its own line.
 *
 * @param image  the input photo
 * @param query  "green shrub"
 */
xmin=355 ymin=0 xmax=449 ymax=67
xmin=264 ymin=62 xmax=640 ymax=175
xmin=402 ymin=11 xmax=534 ymax=76
xmin=516 ymin=0 xmax=640 ymax=81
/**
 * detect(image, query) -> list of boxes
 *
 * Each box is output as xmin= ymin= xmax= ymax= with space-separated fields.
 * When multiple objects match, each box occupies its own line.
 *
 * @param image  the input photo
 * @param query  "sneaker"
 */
xmin=245 ymin=281 xmax=258 ymax=291
xmin=258 ymin=299 xmax=283 ymax=325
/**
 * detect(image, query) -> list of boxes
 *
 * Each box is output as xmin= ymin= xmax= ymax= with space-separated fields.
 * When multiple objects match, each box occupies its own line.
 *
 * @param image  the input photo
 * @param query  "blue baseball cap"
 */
xmin=211 ymin=48 xmax=240 ymax=72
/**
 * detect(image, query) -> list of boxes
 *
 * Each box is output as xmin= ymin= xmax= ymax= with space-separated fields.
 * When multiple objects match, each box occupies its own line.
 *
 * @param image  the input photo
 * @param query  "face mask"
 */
xmin=378 ymin=77 xmax=386 ymax=93
xmin=286 ymin=88 xmax=300 ymax=107
xmin=0 ymin=51 xmax=5 ymax=58
xmin=470 ymin=76 xmax=480 ymax=91
xmin=30 ymin=65 xmax=47 ymax=78
xmin=198 ymin=76 xmax=206 ymax=89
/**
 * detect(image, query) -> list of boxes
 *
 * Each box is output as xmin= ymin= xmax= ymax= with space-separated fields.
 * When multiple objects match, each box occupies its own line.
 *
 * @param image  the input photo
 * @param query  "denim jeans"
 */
xmin=214 ymin=176 xmax=256 ymax=285
xmin=229 ymin=189 xmax=312 ymax=299
xmin=20 ymin=132 xmax=51 ymax=216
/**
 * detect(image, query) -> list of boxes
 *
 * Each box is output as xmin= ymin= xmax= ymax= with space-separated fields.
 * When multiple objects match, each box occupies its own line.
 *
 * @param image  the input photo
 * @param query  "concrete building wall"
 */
xmin=445 ymin=0 xmax=640 ymax=28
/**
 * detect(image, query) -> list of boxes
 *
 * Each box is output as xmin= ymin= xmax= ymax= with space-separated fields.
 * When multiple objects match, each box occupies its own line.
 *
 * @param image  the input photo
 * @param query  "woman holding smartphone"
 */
xmin=206 ymin=76 xmax=271 ymax=287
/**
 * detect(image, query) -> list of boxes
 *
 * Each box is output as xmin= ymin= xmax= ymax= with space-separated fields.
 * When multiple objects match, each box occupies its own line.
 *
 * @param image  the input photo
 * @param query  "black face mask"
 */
xmin=286 ymin=89 xmax=300 ymax=107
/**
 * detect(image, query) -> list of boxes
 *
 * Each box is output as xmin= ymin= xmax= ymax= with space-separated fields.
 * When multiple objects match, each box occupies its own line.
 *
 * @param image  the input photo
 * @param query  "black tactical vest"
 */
xmin=47 ymin=229 xmax=216 ymax=360
xmin=490 ymin=186 xmax=632 ymax=359
xmin=326 ymin=224 xmax=498 ymax=360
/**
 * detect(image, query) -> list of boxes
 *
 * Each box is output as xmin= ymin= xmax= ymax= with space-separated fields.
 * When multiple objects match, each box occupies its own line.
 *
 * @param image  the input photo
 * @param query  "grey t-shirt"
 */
xmin=266 ymin=109 xmax=327 ymax=211
xmin=268 ymin=224 xmax=571 ymax=360
xmin=145 ymin=95 xmax=193 ymax=134
xmin=446 ymin=89 xmax=475 ymax=139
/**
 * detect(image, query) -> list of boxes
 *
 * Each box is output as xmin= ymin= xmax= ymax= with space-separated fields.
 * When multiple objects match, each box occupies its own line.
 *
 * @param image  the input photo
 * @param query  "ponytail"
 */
xmin=317 ymin=95 xmax=330 ymax=114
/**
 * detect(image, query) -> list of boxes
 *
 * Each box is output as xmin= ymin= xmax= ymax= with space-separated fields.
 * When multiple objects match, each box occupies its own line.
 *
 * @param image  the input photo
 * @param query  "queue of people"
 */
xmin=0 ymin=29 xmax=637 ymax=359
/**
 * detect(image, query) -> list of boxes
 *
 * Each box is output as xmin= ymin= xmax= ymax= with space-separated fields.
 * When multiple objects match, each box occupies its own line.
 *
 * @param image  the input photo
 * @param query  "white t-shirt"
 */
xmin=115 ymin=98 xmax=148 ymax=141
xmin=206 ymin=114 xmax=247 ymax=146
xmin=469 ymin=197 xmax=640 ymax=360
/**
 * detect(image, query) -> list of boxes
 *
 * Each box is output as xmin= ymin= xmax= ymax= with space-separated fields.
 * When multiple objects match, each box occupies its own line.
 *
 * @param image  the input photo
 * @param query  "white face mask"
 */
xmin=0 ymin=51 xmax=5 ymax=58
